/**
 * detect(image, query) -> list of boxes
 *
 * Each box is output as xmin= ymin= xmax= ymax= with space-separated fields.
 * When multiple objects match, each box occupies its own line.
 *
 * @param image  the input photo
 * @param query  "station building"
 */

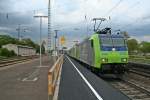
xmin=2 ymin=44 xmax=36 ymax=56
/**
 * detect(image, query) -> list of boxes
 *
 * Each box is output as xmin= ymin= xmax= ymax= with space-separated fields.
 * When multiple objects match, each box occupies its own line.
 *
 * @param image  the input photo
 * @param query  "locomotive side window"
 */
xmin=91 ymin=40 xmax=93 ymax=48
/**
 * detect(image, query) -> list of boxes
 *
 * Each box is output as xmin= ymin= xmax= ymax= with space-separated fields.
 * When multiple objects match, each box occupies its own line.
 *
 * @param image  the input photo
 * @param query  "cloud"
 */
xmin=131 ymin=35 xmax=150 ymax=42
xmin=0 ymin=0 xmax=150 ymax=49
xmin=0 ymin=0 xmax=13 ymax=12
xmin=0 ymin=27 xmax=13 ymax=31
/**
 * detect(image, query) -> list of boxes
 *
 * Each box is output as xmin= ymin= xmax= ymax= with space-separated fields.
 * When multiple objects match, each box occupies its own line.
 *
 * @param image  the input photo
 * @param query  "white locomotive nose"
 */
xmin=112 ymin=48 xmax=116 ymax=51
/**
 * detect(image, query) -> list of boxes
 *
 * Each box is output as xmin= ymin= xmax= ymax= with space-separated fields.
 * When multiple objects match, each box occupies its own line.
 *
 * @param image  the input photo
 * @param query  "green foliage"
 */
xmin=10 ymin=50 xmax=17 ymax=56
xmin=127 ymin=38 xmax=150 ymax=55
xmin=19 ymin=38 xmax=36 ymax=48
xmin=0 ymin=48 xmax=16 ymax=57
xmin=145 ymin=56 xmax=150 ymax=59
xmin=0 ymin=35 xmax=38 ymax=48
xmin=35 ymin=41 xmax=46 ymax=54
xmin=0 ymin=35 xmax=43 ymax=54
xmin=41 ymin=43 xmax=45 ymax=54
xmin=35 ymin=45 xmax=40 ymax=53
xmin=0 ymin=35 xmax=18 ymax=48
xmin=139 ymin=41 xmax=150 ymax=54
xmin=127 ymin=39 xmax=138 ymax=54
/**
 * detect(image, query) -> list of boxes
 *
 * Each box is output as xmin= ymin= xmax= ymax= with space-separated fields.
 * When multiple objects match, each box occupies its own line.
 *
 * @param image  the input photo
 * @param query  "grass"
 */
xmin=0 ymin=56 xmax=8 ymax=59
xmin=129 ymin=55 xmax=150 ymax=64
xmin=0 ymin=56 xmax=20 ymax=61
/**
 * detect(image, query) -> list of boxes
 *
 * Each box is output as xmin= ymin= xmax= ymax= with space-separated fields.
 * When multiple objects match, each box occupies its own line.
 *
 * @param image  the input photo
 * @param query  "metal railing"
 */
xmin=48 ymin=55 xmax=64 ymax=99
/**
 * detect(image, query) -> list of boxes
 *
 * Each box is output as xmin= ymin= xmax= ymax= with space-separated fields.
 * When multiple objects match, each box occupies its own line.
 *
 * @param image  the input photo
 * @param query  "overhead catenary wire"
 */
xmin=104 ymin=0 xmax=124 ymax=17
xmin=120 ymin=14 xmax=150 ymax=31
xmin=86 ymin=0 xmax=124 ymax=33
xmin=83 ymin=0 xmax=103 ymax=35
xmin=110 ymin=1 xmax=141 ymax=30
xmin=0 ymin=8 xmax=48 ymax=20
xmin=100 ymin=0 xmax=145 ymax=34
xmin=0 ymin=8 xmax=47 ymax=15
xmin=113 ymin=0 xmax=149 ymax=30
xmin=100 ymin=0 xmax=124 ymax=31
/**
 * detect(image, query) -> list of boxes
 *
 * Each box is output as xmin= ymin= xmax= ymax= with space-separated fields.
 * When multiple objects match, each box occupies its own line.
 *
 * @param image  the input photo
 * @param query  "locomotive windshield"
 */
xmin=99 ymin=35 xmax=127 ymax=51
xmin=100 ymin=37 xmax=112 ymax=46
xmin=112 ymin=38 xmax=125 ymax=46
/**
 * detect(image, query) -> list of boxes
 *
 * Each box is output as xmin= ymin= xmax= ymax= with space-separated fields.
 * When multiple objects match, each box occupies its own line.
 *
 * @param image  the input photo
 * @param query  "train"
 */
xmin=68 ymin=28 xmax=129 ymax=77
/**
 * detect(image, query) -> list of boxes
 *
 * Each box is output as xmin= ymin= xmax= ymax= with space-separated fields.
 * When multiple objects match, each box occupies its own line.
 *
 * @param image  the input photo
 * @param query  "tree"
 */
xmin=35 ymin=44 xmax=40 ymax=53
xmin=0 ymin=35 xmax=39 ymax=49
xmin=0 ymin=35 xmax=18 ymax=48
xmin=41 ymin=44 xmax=45 ymax=54
xmin=139 ymin=41 xmax=150 ymax=55
xmin=20 ymin=38 xmax=36 ymax=48
xmin=10 ymin=50 xmax=16 ymax=56
xmin=41 ymin=41 xmax=46 ymax=54
xmin=35 ymin=42 xmax=45 ymax=54
xmin=127 ymin=39 xmax=138 ymax=54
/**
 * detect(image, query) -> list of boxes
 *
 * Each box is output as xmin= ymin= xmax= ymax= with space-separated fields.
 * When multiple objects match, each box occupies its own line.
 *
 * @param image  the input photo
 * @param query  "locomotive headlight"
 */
xmin=102 ymin=58 xmax=105 ymax=62
xmin=122 ymin=58 xmax=127 ymax=62
xmin=112 ymin=48 xmax=116 ymax=51
xmin=101 ymin=58 xmax=108 ymax=63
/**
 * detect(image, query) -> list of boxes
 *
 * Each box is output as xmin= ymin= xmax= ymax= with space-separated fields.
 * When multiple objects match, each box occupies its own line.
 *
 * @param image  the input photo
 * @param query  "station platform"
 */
xmin=58 ymin=56 xmax=130 ymax=100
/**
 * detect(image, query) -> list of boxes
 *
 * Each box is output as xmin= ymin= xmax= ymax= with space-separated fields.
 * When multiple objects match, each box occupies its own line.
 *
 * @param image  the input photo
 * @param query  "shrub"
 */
xmin=10 ymin=50 xmax=16 ymax=56
xmin=0 ymin=48 xmax=16 ymax=57
xmin=145 ymin=56 xmax=150 ymax=59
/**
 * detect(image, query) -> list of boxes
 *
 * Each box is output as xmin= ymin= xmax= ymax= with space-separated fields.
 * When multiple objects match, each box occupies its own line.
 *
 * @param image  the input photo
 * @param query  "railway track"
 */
xmin=76 ymin=60 xmax=150 ymax=99
xmin=128 ymin=62 xmax=150 ymax=76
xmin=0 ymin=56 xmax=38 ymax=67
xmin=107 ymin=78 xmax=150 ymax=100
xmin=129 ymin=69 xmax=150 ymax=77
xmin=106 ymin=68 xmax=150 ymax=100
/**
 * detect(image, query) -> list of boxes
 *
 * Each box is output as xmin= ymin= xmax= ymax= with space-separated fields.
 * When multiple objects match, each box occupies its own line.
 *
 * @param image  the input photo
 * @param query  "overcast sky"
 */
xmin=0 ymin=0 xmax=150 ymax=49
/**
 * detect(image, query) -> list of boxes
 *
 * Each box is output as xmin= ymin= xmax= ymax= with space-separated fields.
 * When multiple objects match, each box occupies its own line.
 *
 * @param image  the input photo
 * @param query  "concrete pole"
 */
xmin=48 ymin=0 xmax=51 ymax=56
xmin=40 ymin=17 xmax=42 ymax=67
xmin=17 ymin=24 xmax=21 ymax=40
xmin=54 ymin=30 xmax=59 ymax=56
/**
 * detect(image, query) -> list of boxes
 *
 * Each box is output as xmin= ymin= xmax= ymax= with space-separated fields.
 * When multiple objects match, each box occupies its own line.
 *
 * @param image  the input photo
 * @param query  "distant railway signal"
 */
xmin=60 ymin=36 xmax=66 ymax=45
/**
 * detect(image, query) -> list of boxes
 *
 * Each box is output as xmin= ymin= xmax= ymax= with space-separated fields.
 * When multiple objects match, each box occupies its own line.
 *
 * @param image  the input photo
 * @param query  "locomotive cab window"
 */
xmin=100 ymin=37 xmax=112 ymax=46
xmin=112 ymin=38 xmax=125 ymax=46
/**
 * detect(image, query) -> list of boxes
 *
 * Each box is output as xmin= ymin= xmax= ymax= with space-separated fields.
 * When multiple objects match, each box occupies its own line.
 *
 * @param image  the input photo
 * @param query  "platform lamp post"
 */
xmin=34 ymin=15 xmax=48 ymax=67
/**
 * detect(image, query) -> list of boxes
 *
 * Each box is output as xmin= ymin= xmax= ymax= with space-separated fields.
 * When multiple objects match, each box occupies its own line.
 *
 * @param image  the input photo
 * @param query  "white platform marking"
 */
xmin=22 ymin=77 xmax=38 ymax=82
xmin=36 ymin=66 xmax=49 ymax=68
xmin=22 ymin=68 xmax=39 ymax=82
xmin=66 ymin=56 xmax=103 ymax=100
